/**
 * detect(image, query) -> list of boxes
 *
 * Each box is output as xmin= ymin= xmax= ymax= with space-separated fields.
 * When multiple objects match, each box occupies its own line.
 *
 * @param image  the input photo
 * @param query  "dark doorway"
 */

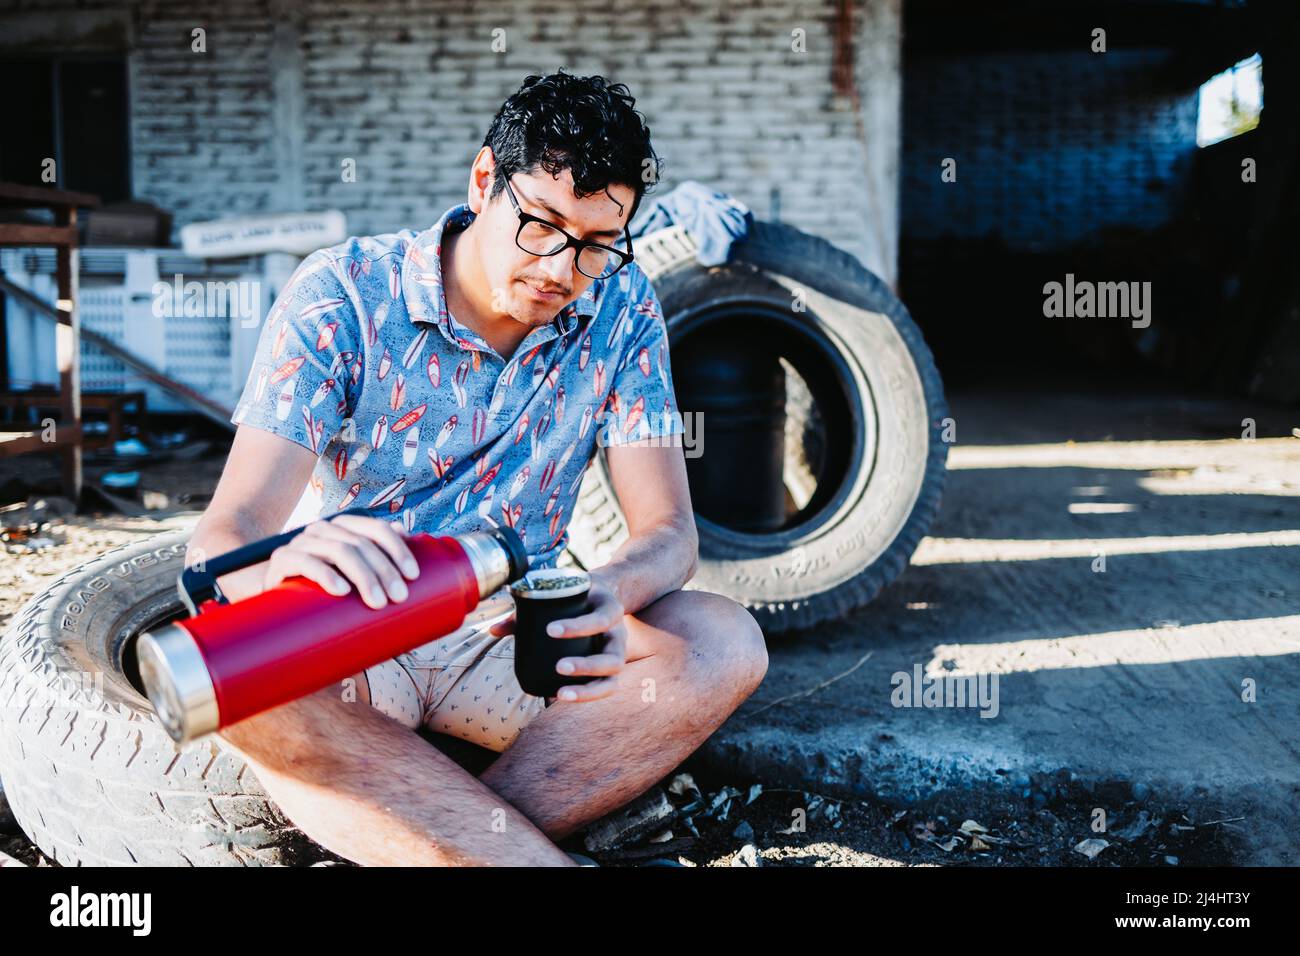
xmin=0 ymin=56 xmax=130 ymax=204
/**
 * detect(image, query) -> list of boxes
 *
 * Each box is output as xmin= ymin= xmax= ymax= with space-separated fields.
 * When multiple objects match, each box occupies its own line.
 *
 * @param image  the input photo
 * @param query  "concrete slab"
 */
xmin=695 ymin=380 xmax=1300 ymax=864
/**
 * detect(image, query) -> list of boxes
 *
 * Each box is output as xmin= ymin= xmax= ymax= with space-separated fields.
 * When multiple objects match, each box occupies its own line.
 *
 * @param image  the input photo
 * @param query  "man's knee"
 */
xmin=651 ymin=590 xmax=767 ymax=694
xmin=711 ymin=596 xmax=768 ymax=693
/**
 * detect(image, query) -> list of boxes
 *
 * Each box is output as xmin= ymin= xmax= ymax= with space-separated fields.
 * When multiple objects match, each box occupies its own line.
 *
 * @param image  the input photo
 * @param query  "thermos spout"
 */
xmin=459 ymin=525 xmax=530 ymax=599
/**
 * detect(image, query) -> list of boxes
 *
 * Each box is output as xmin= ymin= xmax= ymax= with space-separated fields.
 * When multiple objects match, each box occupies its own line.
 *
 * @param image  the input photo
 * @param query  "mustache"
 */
xmin=521 ymin=278 xmax=570 ymax=296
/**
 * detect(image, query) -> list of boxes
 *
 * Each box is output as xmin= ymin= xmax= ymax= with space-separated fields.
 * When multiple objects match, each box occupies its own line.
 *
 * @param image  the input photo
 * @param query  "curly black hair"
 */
xmin=482 ymin=70 xmax=662 ymax=226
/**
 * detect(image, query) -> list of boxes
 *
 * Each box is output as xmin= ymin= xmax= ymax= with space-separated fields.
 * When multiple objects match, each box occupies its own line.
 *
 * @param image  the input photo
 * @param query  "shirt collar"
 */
xmin=401 ymin=203 xmax=603 ymax=347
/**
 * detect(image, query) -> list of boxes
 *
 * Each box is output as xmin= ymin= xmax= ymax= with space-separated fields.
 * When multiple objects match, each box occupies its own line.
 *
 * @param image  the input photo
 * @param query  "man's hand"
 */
xmin=488 ymin=574 xmax=628 ymax=702
xmin=264 ymin=514 xmax=422 ymax=610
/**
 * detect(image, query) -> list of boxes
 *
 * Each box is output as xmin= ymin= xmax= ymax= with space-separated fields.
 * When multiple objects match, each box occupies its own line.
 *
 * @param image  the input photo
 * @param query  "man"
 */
xmin=188 ymin=71 xmax=768 ymax=866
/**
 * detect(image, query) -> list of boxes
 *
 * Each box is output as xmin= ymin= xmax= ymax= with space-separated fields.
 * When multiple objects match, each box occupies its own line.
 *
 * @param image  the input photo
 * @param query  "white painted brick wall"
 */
xmin=1 ymin=0 xmax=902 ymax=282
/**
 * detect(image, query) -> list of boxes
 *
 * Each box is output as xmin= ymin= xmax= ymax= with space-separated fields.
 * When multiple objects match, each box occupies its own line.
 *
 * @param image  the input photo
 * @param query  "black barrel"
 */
xmin=675 ymin=329 xmax=787 ymax=532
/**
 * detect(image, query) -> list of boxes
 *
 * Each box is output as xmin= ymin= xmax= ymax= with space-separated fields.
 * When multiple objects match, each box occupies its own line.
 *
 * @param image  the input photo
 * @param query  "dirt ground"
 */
xmin=2 ymin=751 xmax=1240 ymax=868
xmin=0 ymin=394 xmax=1283 ymax=865
xmin=561 ymin=762 xmax=1242 ymax=867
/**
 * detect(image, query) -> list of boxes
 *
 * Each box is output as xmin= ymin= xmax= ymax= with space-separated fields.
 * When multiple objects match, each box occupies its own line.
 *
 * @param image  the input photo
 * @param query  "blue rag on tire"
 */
xmin=628 ymin=180 xmax=752 ymax=266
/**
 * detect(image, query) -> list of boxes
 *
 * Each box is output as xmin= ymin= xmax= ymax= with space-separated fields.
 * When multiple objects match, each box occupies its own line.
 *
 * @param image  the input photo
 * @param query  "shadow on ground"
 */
xmin=694 ymin=380 xmax=1300 ymax=865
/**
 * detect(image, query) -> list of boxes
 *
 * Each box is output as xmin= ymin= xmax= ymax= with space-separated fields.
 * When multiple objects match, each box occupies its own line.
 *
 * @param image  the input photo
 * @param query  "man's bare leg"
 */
xmin=478 ymin=589 xmax=768 ymax=841
xmin=217 ymin=679 xmax=575 ymax=866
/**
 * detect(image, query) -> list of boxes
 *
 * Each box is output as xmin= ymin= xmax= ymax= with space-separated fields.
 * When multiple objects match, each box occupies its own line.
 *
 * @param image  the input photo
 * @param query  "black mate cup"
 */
xmin=510 ymin=568 xmax=606 ymax=699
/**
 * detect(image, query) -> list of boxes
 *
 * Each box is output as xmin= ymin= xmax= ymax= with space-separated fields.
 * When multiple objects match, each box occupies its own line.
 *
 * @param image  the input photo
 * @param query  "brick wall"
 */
xmin=132 ymin=1 xmax=283 ymax=222
xmin=901 ymin=49 xmax=1200 ymax=250
xmin=0 ymin=0 xmax=903 ymax=283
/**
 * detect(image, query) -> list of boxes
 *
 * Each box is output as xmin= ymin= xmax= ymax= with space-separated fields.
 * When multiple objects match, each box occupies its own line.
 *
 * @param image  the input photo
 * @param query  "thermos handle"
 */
xmin=178 ymin=506 xmax=374 ymax=615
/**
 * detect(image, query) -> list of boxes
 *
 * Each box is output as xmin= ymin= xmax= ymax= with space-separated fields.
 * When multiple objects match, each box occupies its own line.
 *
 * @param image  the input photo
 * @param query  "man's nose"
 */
xmin=538 ymin=247 xmax=577 ymax=285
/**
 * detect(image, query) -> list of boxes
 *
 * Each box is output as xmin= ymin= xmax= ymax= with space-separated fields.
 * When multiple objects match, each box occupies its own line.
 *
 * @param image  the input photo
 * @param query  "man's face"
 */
xmin=468 ymin=150 xmax=635 ymax=329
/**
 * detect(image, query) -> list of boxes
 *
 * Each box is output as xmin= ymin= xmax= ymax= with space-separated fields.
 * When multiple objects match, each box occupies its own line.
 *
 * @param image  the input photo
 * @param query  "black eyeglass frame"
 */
xmin=500 ymin=174 xmax=635 ymax=280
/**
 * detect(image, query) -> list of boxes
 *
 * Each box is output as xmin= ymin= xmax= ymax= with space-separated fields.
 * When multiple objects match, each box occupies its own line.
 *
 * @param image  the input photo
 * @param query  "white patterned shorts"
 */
xmin=361 ymin=589 xmax=553 ymax=753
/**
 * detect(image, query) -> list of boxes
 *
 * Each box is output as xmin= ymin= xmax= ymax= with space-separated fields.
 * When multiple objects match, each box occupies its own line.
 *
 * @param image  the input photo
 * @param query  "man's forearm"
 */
xmin=589 ymin=518 xmax=698 ymax=616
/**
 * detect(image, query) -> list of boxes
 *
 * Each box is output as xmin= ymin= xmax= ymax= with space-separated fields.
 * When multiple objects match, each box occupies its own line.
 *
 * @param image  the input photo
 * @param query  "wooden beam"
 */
xmin=0 ymin=390 xmax=144 ymax=412
xmin=0 ymin=224 xmax=79 ymax=247
xmin=55 ymin=205 xmax=82 ymax=500
xmin=0 ymin=429 xmax=49 ymax=457
xmin=0 ymin=182 xmax=101 ymax=209
xmin=0 ymin=423 xmax=83 ymax=458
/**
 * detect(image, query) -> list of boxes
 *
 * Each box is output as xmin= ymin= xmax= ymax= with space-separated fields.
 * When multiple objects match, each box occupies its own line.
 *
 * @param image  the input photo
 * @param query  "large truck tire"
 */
xmin=563 ymin=221 xmax=948 ymax=634
xmin=0 ymin=531 xmax=329 ymax=866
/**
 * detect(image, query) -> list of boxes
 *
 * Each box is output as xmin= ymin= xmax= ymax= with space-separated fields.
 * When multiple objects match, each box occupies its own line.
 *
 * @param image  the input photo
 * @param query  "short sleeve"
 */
xmin=598 ymin=274 xmax=686 ymax=447
xmin=231 ymin=252 xmax=362 ymax=457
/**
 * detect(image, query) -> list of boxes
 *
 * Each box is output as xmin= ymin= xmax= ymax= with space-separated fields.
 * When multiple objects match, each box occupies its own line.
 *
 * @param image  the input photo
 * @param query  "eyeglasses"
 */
xmin=501 ymin=174 xmax=634 ymax=280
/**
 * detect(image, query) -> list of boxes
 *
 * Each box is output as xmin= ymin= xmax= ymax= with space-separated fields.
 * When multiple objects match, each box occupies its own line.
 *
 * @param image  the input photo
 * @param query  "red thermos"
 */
xmin=136 ymin=522 xmax=528 ymax=744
